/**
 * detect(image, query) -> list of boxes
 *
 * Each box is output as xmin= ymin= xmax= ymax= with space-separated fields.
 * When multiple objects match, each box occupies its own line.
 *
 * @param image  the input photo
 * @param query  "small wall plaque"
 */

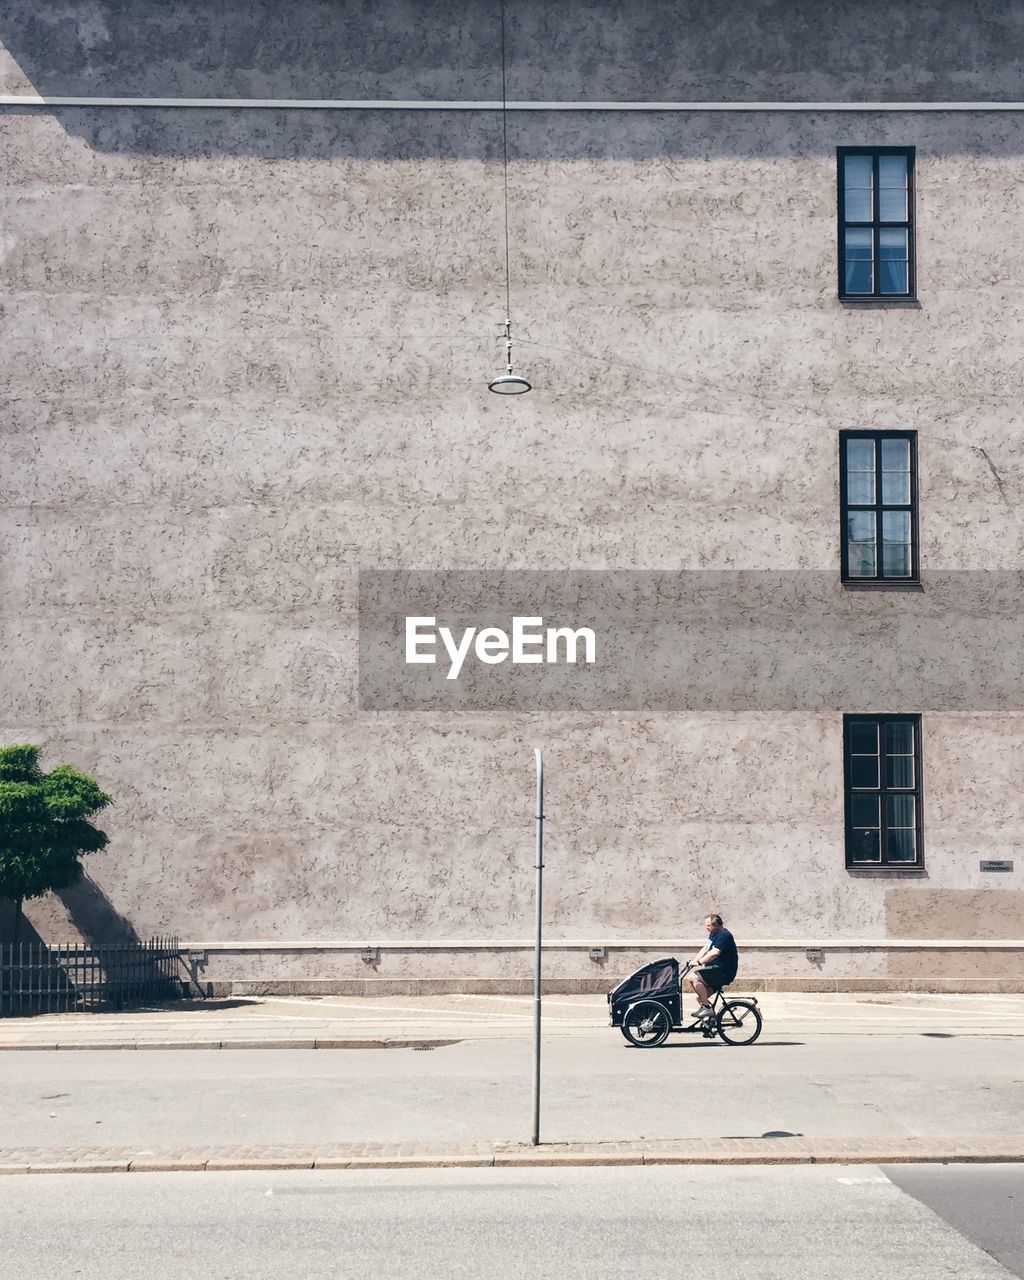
xmin=980 ymin=860 xmax=1014 ymax=872
xmin=805 ymin=948 xmax=824 ymax=961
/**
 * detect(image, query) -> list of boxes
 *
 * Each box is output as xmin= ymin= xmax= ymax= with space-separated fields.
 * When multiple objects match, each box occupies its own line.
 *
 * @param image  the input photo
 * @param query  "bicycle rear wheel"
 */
xmin=715 ymin=999 xmax=762 ymax=1045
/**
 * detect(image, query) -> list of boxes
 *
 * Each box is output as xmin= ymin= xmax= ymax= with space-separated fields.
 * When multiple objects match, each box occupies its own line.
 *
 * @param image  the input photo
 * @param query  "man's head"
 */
xmin=704 ymin=913 xmax=723 ymax=933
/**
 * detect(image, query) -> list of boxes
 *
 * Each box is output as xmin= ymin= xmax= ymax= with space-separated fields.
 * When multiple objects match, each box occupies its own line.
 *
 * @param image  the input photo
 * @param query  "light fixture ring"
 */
xmin=488 ymin=372 xmax=533 ymax=395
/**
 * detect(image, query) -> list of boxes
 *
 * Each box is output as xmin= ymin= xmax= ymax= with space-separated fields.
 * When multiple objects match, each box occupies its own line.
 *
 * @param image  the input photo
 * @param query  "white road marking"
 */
xmin=452 ymin=994 xmax=602 ymax=1009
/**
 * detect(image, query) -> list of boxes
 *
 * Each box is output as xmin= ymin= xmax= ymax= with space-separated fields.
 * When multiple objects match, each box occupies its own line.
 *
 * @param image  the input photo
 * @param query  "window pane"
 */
xmin=883 ymin=511 xmax=911 ymax=543
xmin=878 ymin=227 xmax=909 ymax=294
xmin=878 ymin=154 xmax=909 ymax=221
xmin=845 ymin=155 xmax=874 ymax=186
xmin=882 ymin=511 xmax=912 ymax=575
xmin=887 ymin=794 xmax=916 ymax=829
xmin=881 ymin=438 xmax=912 ymax=505
xmin=844 ymin=155 xmax=874 ymax=221
xmin=848 ymin=542 xmax=877 ymax=577
xmin=879 ymin=258 xmax=909 ymax=293
xmin=878 ymin=154 xmax=908 ymax=188
xmin=848 ymin=472 xmax=875 ymax=504
xmin=852 ymin=755 xmax=880 ymax=788
xmin=879 ymin=228 xmax=907 ymax=259
xmin=849 ymin=509 xmax=879 ymax=576
xmin=879 ymin=189 xmax=908 ymax=221
xmin=887 ymin=754 xmax=915 ymax=788
xmin=846 ymin=439 xmax=875 ymax=472
xmin=881 ymin=439 xmax=910 ymax=472
xmin=886 ymin=828 xmax=917 ymax=861
xmin=845 ymin=191 xmax=873 ymax=222
xmin=850 ymin=830 xmax=881 ymax=862
xmin=844 ymin=226 xmax=873 ymax=293
xmin=848 ymin=511 xmax=877 ymax=543
xmin=886 ymin=721 xmax=914 ymax=754
xmin=882 ymin=540 xmax=912 ymax=576
xmin=851 ymin=721 xmax=879 ymax=753
xmin=881 ymin=471 xmax=910 ymax=504
xmin=879 ymin=260 xmax=908 ymax=293
xmin=846 ymin=227 xmax=873 ymax=259
xmin=851 ymin=794 xmax=880 ymax=827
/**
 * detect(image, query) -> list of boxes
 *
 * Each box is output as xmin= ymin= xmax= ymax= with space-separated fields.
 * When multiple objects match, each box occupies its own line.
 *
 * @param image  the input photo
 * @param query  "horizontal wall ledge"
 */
xmin=3 ymin=96 xmax=1024 ymax=112
xmin=183 ymin=939 xmax=1024 ymax=952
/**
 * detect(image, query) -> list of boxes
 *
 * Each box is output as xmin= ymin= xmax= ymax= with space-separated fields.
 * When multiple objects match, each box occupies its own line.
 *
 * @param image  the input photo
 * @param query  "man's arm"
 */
xmin=691 ymin=944 xmax=722 ymax=964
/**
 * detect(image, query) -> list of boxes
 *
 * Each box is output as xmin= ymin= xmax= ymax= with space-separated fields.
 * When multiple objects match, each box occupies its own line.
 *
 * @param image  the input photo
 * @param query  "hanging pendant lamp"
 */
xmin=489 ymin=318 xmax=532 ymax=394
xmin=488 ymin=0 xmax=532 ymax=395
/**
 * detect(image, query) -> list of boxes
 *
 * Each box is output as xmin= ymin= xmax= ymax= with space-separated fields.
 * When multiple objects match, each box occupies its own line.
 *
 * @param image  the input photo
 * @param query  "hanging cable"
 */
xmin=500 ymin=0 xmax=512 ymax=325
xmin=488 ymin=0 xmax=532 ymax=393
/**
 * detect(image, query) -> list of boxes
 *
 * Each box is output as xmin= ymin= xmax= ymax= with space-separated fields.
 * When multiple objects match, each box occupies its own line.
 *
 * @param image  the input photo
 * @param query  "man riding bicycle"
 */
xmin=685 ymin=913 xmax=739 ymax=1023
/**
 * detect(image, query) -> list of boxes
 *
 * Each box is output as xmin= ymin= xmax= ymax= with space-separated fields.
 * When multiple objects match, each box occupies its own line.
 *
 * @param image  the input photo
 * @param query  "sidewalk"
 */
xmin=2 ymin=990 xmax=1023 ymax=1049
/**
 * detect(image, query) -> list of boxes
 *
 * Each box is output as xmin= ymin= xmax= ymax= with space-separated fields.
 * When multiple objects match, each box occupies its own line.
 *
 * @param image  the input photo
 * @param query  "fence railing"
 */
xmin=0 ymin=937 xmax=184 ymax=1016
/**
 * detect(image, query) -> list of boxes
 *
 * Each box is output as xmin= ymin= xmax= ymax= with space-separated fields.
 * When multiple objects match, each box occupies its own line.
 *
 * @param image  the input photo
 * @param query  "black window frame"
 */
xmin=837 ymin=146 xmax=916 ymax=301
xmin=839 ymin=429 xmax=919 ymax=585
xmin=843 ymin=714 xmax=924 ymax=870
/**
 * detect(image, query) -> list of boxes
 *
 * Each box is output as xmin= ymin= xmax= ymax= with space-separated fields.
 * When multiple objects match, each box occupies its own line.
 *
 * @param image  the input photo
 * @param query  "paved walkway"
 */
xmin=2 ymin=991 xmax=1022 ymax=1049
xmin=2 ymin=1136 xmax=1024 ymax=1175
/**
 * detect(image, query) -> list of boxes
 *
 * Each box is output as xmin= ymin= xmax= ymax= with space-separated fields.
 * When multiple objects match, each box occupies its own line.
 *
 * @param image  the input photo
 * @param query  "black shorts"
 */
xmin=695 ymin=965 xmax=726 ymax=991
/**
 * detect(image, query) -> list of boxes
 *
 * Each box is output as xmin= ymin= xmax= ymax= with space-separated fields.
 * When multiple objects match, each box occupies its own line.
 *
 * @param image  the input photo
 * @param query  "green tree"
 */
xmin=0 ymin=745 xmax=112 ymax=944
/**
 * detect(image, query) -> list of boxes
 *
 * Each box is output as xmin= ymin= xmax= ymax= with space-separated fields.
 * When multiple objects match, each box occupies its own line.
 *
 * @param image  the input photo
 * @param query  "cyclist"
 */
xmin=685 ymin=913 xmax=739 ymax=1023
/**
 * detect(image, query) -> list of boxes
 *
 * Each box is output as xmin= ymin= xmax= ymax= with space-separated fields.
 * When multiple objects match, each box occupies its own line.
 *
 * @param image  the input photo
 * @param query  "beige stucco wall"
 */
xmin=1 ymin=3 xmax=1021 ymax=979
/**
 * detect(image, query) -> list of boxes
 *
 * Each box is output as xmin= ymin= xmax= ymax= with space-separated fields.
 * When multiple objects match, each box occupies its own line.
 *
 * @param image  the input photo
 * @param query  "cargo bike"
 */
xmin=608 ymin=957 xmax=762 ymax=1047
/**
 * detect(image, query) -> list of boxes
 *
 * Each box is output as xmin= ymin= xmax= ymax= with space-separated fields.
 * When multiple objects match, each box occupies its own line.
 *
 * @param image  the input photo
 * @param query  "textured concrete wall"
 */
xmin=1 ymin=2 xmax=1022 ymax=974
xmin=3 ymin=0 xmax=1024 ymax=100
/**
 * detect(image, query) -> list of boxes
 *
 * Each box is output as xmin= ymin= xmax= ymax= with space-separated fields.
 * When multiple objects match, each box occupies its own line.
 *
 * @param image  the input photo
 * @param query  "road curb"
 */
xmin=2 ymin=1146 xmax=1023 ymax=1175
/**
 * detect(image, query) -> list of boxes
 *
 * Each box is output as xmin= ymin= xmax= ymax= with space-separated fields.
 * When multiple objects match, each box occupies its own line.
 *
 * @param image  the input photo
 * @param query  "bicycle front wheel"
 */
xmin=716 ymin=999 xmax=763 ymax=1045
xmin=621 ymin=999 xmax=673 ymax=1048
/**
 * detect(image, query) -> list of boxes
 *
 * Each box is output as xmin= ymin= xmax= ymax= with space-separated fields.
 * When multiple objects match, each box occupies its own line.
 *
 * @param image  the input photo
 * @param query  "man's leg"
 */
xmin=689 ymin=970 xmax=712 ymax=1007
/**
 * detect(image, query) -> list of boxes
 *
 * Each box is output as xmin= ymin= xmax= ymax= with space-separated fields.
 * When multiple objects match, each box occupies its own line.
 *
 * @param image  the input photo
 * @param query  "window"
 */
xmin=838 ymin=147 xmax=915 ymax=299
xmin=840 ymin=430 xmax=918 ymax=583
xmin=844 ymin=715 xmax=923 ymax=868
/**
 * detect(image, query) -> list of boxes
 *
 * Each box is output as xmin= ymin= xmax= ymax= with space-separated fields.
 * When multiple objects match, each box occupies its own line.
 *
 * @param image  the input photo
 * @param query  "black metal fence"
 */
xmin=0 ymin=937 xmax=184 ymax=1015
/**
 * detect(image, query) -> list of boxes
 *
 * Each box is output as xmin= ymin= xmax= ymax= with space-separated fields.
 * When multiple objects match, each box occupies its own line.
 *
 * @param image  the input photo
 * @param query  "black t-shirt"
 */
xmin=705 ymin=928 xmax=738 ymax=982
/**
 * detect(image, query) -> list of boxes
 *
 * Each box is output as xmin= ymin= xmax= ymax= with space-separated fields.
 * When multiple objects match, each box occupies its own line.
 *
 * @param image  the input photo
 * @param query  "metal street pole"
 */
xmin=531 ymin=746 xmax=544 ymax=1147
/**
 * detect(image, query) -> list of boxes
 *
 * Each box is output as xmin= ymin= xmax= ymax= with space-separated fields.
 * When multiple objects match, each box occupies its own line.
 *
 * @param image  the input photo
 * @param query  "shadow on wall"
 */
xmin=1 ymin=884 xmax=210 ymax=1008
xmin=55 ymin=874 xmax=140 ymax=946
xmin=3 ymin=0 xmax=1024 ymax=103
xmin=0 ymin=879 xmax=139 ymax=947
xmin=1 ymin=103 xmax=1023 ymax=167
xmin=2 ymin=0 xmax=1024 ymax=158
xmin=55 ymin=880 xmax=213 ymax=999
xmin=0 ymin=899 xmax=46 ymax=948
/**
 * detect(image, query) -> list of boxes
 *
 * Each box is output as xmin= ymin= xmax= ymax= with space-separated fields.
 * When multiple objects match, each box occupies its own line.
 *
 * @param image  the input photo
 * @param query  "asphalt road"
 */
xmin=2 ymin=1032 xmax=1023 ymax=1149
xmin=0 ymin=1165 xmax=1018 ymax=1280
xmin=885 ymin=1164 xmax=1024 ymax=1279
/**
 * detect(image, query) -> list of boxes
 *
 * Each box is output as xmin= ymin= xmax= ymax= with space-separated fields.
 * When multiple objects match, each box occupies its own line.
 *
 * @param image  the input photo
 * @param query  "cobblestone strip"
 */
xmin=0 ymin=1138 xmax=1022 ymax=1174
